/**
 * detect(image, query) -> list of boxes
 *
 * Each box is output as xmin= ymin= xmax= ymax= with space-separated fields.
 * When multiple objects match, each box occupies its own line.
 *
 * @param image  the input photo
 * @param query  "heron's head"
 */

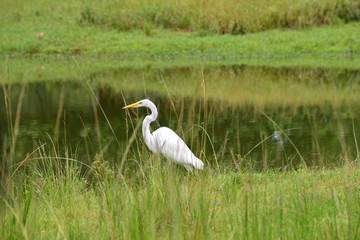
xmin=122 ymin=99 xmax=154 ymax=109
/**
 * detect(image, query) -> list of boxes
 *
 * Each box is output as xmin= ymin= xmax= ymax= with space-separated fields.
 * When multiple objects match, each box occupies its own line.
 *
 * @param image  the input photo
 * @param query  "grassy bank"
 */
xmin=1 ymin=22 xmax=359 ymax=58
xmin=2 ymin=0 xmax=360 ymax=34
xmin=1 ymin=0 xmax=360 ymax=58
xmin=1 ymin=155 xmax=359 ymax=239
xmin=81 ymin=0 xmax=360 ymax=34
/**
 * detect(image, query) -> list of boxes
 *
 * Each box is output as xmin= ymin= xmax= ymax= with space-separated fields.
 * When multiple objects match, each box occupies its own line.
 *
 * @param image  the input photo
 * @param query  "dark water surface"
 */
xmin=1 ymin=62 xmax=360 ymax=170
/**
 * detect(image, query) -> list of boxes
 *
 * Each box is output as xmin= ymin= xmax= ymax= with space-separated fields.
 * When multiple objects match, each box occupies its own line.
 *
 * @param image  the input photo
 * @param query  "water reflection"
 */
xmin=1 ymin=64 xmax=360 ymax=171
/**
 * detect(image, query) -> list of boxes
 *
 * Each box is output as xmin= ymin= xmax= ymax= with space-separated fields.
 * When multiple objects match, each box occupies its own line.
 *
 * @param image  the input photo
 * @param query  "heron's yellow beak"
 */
xmin=122 ymin=101 xmax=141 ymax=109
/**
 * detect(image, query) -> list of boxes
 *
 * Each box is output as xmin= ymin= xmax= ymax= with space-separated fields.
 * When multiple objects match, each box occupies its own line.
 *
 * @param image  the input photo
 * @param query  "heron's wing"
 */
xmin=153 ymin=127 xmax=195 ymax=165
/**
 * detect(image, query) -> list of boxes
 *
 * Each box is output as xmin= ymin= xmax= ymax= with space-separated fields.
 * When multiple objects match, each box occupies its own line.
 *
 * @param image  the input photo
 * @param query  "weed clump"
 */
xmin=80 ymin=0 xmax=360 ymax=34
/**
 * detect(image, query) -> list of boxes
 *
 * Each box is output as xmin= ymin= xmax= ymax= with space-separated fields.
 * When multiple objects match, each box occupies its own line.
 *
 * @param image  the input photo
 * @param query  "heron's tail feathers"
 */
xmin=193 ymin=157 xmax=204 ymax=169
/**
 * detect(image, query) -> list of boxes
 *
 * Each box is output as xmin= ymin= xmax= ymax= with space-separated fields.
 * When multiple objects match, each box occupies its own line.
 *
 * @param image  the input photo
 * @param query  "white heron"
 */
xmin=123 ymin=99 xmax=204 ymax=171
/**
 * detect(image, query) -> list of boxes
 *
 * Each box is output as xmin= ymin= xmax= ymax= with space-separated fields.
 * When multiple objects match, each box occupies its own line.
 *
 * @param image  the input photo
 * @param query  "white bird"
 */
xmin=123 ymin=99 xmax=204 ymax=171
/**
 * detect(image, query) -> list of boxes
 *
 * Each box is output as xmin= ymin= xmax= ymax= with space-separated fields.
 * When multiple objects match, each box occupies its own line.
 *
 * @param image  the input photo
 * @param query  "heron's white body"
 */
xmin=151 ymin=127 xmax=204 ymax=171
xmin=124 ymin=99 xmax=204 ymax=171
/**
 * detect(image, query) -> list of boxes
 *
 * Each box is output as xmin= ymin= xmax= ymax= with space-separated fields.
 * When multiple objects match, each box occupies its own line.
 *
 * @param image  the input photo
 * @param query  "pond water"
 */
xmin=1 ymin=58 xmax=360 ymax=171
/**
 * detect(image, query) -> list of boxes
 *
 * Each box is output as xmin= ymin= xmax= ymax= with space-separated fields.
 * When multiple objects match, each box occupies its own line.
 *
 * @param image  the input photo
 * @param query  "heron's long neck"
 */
xmin=142 ymin=106 xmax=158 ymax=152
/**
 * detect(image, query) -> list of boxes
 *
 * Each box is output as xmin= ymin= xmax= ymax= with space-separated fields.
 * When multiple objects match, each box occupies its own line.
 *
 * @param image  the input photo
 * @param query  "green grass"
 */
xmin=2 ymin=0 xmax=360 ymax=34
xmin=87 ymin=0 xmax=360 ymax=34
xmin=0 ymin=0 xmax=360 ymax=58
xmin=1 ymin=23 xmax=359 ymax=58
xmin=1 ymin=153 xmax=359 ymax=239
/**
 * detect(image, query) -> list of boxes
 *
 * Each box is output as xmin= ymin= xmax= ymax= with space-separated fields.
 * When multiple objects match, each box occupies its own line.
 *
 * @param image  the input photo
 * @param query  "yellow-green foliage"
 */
xmin=90 ymin=65 xmax=360 ymax=108
xmin=2 ymin=57 xmax=360 ymax=108
xmin=86 ymin=0 xmax=360 ymax=33
xmin=1 ymin=161 xmax=359 ymax=239
xmin=1 ymin=0 xmax=360 ymax=36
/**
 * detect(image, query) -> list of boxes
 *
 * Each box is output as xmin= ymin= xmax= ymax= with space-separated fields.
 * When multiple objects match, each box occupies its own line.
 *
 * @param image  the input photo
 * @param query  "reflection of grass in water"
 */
xmin=101 ymin=66 xmax=360 ymax=107
xmin=2 ymin=62 xmax=360 ymax=168
xmin=4 ymin=57 xmax=360 ymax=107
xmin=2 ymin=56 xmax=360 ymax=86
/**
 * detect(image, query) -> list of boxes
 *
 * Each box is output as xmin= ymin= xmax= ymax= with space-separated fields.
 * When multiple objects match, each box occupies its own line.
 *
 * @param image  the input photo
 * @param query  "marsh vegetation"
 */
xmin=1 ymin=59 xmax=360 ymax=239
xmin=79 ymin=0 xmax=360 ymax=33
xmin=1 ymin=0 xmax=360 ymax=238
